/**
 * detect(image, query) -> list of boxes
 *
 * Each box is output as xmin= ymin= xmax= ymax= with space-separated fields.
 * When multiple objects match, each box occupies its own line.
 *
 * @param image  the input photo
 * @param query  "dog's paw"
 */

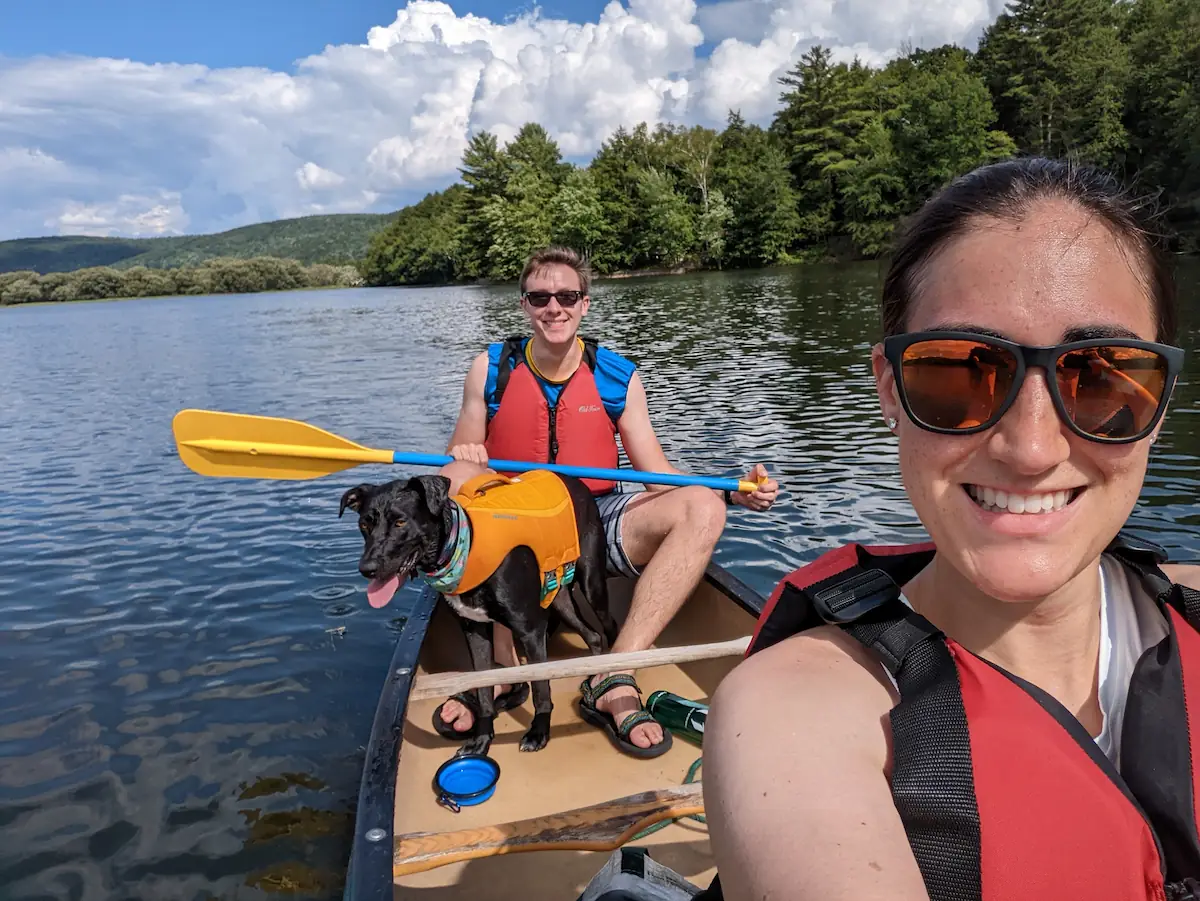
xmin=519 ymin=713 xmax=551 ymax=752
xmin=457 ymin=734 xmax=493 ymax=758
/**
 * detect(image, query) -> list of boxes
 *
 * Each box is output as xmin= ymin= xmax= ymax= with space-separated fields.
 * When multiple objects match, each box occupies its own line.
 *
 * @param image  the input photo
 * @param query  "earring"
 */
xmin=886 ymin=417 xmax=898 ymax=431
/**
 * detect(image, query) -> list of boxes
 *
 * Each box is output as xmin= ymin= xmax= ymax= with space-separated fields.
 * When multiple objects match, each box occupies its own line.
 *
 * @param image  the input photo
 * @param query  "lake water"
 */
xmin=2 ymin=263 xmax=1198 ymax=900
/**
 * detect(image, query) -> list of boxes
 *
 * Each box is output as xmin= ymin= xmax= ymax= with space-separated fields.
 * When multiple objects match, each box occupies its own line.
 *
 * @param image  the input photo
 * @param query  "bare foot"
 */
xmin=592 ymin=676 xmax=664 ymax=749
xmin=439 ymin=684 xmax=513 ymax=733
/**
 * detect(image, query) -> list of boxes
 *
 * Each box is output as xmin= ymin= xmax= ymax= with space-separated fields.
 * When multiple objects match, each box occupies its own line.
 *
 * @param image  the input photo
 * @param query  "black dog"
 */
xmin=339 ymin=473 xmax=617 ymax=756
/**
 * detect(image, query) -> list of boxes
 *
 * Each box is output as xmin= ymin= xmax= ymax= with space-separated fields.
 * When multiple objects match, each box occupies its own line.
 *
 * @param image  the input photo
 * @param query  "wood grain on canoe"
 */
xmin=392 ymin=782 xmax=705 ymax=878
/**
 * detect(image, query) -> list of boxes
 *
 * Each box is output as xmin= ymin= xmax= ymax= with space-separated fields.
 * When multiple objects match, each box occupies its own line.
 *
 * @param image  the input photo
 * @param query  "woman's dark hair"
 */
xmin=881 ymin=157 xmax=1178 ymax=344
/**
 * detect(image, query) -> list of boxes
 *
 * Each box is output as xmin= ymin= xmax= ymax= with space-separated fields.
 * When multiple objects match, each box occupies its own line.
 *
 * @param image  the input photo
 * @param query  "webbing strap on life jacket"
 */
xmin=801 ymin=560 xmax=983 ymax=901
xmin=490 ymin=334 xmax=600 ymax=409
xmin=1167 ymin=877 xmax=1200 ymax=901
xmin=1103 ymin=531 xmax=1200 ymax=630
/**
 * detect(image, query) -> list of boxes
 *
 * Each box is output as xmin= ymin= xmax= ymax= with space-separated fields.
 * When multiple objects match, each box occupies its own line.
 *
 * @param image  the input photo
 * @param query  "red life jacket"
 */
xmin=702 ymin=532 xmax=1200 ymax=901
xmin=484 ymin=336 xmax=622 ymax=495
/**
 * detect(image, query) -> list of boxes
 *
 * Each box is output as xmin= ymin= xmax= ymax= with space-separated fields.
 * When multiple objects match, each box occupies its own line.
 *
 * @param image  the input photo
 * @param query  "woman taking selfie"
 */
xmin=702 ymin=158 xmax=1200 ymax=901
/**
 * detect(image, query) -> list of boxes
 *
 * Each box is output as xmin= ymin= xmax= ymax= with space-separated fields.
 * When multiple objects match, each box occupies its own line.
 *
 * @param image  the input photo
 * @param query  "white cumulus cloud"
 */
xmin=0 ymin=0 xmax=1004 ymax=240
xmin=694 ymin=0 xmax=1009 ymax=121
xmin=296 ymin=162 xmax=346 ymax=191
xmin=53 ymin=192 xmax=190 ymax=238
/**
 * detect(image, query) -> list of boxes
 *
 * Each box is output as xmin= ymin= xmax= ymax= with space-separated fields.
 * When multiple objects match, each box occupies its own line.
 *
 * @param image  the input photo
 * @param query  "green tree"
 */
xmin=118 ymin=266 xmax=176 ymax=298
xmin=0 ymin=274 xmax=42 ymax=305
xmin=361 ymin=187 xmax=464 ymax=286
xmin=481 ymin=168 xmax=556 ymax=280
xmin=879 ymin=46 xmax=1017 ymax=201
xmin=457 ymin=132 xmax=511 ymax=279
xmin=658 ymin=125 xmax=721 ymax=211
xmin=696 ymin=188 xmax=733 ymax=267
xmin=37 ymin=272 xmax=70 ymax=302
xmin=715 ymin=113 xmax=802 ymax=266
xmin=656 ymin=125 xmax=729 ymax=265
xmin=505 ymin=123 xmax=571 ymax=187
xmin=1123 ymin=0 xmax=1200 ymax=237
xmin=172 ymin=267 xmax=215 ymax=296
xmin=471 ymin=127 xmax=566 ymax=279
xmin=588 ymin=124 xmax=671 ymax=270
xmin=835 ymin=119 xmax=909 ymax=256
xmin=633 ymin=168 xmax=695 ymax=267
xmin=550 ymin=169 xmax=613 ymax=264
xmin=771 ymin=46 xmax=878 ymax=242
xmin=975 ymin=0 xmax=1131 ymax=168
xmin=66 ymin=267 xmax=125 ymax=300
xmin=469 ymin=124 xmax=569 ymax=279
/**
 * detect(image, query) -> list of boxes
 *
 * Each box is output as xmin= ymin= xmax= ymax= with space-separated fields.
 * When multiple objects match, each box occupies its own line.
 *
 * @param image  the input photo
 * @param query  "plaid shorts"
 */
xmin=594 ymin=486 xmax=644 ymax=579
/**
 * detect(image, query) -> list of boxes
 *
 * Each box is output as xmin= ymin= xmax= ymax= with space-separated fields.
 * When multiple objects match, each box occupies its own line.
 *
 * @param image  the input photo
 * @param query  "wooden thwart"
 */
xmin=408 ymin=636 xmax=751 ymax=701
xmin=393 ymin=782 xmax=705 ymax=878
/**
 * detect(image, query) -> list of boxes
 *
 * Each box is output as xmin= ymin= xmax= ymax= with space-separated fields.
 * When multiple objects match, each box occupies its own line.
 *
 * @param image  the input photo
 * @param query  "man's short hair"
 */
xmin=519 ymin=246 xmax=592 ymax=295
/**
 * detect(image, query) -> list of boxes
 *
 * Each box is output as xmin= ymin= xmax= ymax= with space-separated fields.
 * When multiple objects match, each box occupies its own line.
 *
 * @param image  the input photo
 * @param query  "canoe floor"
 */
xmin=393 ymin=575 xmax=756 ymax=899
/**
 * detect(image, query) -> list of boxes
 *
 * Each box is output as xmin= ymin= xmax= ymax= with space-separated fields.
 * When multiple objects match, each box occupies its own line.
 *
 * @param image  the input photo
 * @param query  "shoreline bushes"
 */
xmin=0 ymin=256 xmax=363 ymax=306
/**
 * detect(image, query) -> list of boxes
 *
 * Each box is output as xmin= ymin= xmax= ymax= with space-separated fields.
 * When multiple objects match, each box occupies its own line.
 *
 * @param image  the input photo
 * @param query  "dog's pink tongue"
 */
xmin=366 ymin=575 xmax=402 ymax=609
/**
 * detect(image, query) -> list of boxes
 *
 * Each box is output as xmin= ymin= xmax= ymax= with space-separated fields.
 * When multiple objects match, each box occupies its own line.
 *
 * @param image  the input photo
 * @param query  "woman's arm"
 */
xmin=704 ymin=627 xmax=931 ymax=901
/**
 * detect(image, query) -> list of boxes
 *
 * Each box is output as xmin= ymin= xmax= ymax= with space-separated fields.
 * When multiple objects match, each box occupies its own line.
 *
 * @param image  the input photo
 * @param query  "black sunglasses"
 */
xmin=521 ymin=290 xmax=584 ymax=308
xmin=882 ymin=330 xmax=1185 ymax=444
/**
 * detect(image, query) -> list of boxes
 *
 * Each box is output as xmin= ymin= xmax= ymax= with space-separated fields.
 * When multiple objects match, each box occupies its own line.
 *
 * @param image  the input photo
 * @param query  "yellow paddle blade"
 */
xmin=172 ymin=409 xmax=393 ymax=480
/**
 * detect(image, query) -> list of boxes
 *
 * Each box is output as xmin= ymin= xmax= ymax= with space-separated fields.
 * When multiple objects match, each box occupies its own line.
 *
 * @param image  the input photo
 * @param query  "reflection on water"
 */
xmin=1 ymin=263 xmax=1198 ymax=899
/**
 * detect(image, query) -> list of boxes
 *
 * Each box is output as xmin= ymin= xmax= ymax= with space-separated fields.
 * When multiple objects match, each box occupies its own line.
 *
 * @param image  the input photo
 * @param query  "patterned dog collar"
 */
xmin=419 ymin=502 xmax=471 ymax=595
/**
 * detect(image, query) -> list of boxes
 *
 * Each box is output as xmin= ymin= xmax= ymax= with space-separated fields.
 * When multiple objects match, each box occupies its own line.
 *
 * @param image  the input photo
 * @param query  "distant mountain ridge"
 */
xmin=0 ymin=211 xmax=397 ymax=274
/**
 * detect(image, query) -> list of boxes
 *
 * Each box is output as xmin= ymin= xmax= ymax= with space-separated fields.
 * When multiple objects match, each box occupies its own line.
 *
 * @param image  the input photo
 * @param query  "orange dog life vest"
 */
xmin=451 ymin=471 xmax=581 ymax=607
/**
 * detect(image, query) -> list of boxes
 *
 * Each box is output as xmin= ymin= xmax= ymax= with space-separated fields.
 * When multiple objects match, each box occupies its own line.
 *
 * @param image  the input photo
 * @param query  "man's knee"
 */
xmin=439 ymin=460 xmax=488 ymax=495
xmin=678 ymin=486 xmax=726 ymax=541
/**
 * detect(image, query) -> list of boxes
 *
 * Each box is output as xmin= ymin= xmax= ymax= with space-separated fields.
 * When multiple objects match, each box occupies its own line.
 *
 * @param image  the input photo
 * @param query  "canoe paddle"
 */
xmin=171 ymin=409 xmax=762 ymax=493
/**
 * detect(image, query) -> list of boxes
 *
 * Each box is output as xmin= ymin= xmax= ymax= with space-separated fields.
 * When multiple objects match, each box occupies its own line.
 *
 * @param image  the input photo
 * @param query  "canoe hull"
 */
xmin=343 ymin=563 xmax=765 ymax=900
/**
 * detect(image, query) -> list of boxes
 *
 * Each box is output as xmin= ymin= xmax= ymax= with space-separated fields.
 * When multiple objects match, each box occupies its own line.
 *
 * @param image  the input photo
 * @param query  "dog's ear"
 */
xmin=339 ymin=484 xmax=372 ymax=518
xmin=408 ymin=475 xmax=451 ymax=518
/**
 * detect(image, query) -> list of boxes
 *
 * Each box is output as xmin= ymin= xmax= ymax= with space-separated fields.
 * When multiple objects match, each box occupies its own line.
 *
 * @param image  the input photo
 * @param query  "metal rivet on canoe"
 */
xmin=365 ymin=827 xmax=386 ymax=843
xmin=395 ymin=667 xmax=410 ymax=676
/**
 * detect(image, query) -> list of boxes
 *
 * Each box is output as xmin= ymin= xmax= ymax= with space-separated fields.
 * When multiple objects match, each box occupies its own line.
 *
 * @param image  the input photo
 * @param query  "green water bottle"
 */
xmin=646 ymin=690 xmax=707 ymax=746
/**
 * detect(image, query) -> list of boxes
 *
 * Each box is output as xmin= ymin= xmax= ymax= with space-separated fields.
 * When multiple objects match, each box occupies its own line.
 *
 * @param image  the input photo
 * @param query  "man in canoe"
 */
xmin=435 ymin=245 xmax=778 ymax=757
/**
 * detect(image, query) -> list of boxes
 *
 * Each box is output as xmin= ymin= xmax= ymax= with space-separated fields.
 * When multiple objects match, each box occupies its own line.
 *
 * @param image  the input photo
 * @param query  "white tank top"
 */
xmin=1094 ymin=553 xmax=1168 ymax=765
xmin=892 ymin=554 xmax=1167 ymax=767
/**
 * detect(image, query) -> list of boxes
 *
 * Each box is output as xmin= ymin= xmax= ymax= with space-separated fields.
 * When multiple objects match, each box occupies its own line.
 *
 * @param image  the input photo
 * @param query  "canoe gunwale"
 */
xmin=342 ymin=560 xmax=766 ymax=900
xmin=344 ymin=586 xmax=440 ymax=901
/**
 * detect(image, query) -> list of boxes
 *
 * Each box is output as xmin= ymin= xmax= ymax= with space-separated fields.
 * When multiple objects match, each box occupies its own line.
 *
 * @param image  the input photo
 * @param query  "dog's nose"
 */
xmin=359 ymin=560 xmax=379 ymax=579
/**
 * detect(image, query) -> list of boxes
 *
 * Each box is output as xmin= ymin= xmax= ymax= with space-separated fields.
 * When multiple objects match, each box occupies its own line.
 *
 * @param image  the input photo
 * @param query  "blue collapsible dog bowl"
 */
xmin=433 ymin=753 xmax=500 ymax=813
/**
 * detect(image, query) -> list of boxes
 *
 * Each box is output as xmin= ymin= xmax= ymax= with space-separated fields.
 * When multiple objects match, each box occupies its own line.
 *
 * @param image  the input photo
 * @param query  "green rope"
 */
xmin=631 ymin=755 xmax=705 ymax=841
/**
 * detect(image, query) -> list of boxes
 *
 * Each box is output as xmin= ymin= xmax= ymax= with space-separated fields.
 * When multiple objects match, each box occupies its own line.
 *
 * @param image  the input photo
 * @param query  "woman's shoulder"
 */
xmin=711 ymin=624 xmax=899 ymax=747
xmin=704 ymin=627 xmax=929 ymax=899
xmin=1163 ymin=563 xmax=1200 ymax=592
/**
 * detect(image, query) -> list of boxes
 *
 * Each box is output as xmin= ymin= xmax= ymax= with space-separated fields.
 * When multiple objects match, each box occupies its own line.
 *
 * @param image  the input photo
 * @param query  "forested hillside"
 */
xmin=0 ymin=213 xmax=395 ymax=275
xmin=364 ymin=0 xmax=1200 ymax=286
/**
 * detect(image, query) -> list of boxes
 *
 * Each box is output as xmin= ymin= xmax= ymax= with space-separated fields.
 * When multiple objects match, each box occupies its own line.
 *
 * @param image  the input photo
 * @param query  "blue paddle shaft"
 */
xmin=389 ymin=452 xmax=747 ymax=492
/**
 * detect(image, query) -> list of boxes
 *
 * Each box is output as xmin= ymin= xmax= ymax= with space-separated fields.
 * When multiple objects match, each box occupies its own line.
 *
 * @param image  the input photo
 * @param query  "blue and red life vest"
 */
xmin=482 ymin=336 xmax=635 ymax=495
xmin=700 ymin=532 xmax=1200 ymax=901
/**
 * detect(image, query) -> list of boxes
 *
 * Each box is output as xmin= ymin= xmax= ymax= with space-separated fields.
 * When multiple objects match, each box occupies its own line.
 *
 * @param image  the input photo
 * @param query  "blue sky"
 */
xmin=0 ymin=0 xmax=1004 ymax=240
xmin=1 ymin=1 xmax=639 ymax=70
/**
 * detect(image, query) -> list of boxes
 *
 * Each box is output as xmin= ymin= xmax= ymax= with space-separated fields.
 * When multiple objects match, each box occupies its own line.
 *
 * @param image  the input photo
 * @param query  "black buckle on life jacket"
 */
xmin=811 ymin=567 xmax=901 ymax=624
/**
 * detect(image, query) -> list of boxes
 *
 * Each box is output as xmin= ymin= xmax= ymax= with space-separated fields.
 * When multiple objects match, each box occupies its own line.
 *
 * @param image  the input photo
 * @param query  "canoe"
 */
xmin=342 ymin=562 xmax=765 ymax=900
